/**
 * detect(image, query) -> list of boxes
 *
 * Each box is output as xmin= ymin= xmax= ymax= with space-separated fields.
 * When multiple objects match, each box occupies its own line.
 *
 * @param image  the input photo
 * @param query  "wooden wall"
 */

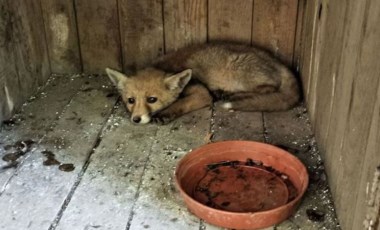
xmin=299 ymin=0 xmax=380 ymax=229
xmin=0 ymin=0 xmax=50 ymax=122
xmin=41 ymin=0 xmax=301 ymax=73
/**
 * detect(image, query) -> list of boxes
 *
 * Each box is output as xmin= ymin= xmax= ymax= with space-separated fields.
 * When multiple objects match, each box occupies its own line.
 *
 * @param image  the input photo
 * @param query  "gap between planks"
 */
xmin=0 ymin=74 xmax=118 ymax=230
xmin=0 ymin=75 xmax=86 ymax=195
xmin=125 ymin=126 xmax=160 ymax=230
xmin=49 ymin=100 xmax=120 ymax=230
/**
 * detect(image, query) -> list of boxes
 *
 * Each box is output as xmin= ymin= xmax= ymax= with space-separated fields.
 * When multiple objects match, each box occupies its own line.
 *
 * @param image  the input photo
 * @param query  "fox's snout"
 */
xmin=130 ymin=114 xmax=151 ymax=124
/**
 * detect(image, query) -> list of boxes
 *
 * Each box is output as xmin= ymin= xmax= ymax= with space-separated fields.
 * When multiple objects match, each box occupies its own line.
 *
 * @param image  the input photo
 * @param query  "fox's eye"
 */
xmin=127 ymin=98 xmax=135 ymax=104
xmin=147 ymin=97 xmax=157 ymax=104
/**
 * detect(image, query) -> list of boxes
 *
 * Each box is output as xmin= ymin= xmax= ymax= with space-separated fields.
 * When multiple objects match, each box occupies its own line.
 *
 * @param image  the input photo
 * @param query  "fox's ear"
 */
xmin=105 ymin=68 xmax=128 ymax=89
xmin=164 ymin=69 xmax=192 ymax=91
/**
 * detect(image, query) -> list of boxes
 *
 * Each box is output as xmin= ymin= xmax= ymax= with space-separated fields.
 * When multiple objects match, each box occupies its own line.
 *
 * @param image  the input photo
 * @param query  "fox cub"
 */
xmin=106 ymin=43 xmax=300 ymax=124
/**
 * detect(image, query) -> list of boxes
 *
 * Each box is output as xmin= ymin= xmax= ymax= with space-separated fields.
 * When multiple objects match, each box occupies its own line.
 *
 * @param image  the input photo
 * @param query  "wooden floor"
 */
xmin=0 ymin=74 xmax=340 ymax=230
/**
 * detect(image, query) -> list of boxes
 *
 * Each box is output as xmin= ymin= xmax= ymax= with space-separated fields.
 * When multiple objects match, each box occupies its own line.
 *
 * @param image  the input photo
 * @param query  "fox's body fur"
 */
xmin=106 ymin=43 xmax=300 ymax=124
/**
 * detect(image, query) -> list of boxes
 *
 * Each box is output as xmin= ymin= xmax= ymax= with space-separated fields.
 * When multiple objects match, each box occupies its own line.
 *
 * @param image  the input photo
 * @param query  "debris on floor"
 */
xmin=0 ymin=74 xmax=340 ymax=230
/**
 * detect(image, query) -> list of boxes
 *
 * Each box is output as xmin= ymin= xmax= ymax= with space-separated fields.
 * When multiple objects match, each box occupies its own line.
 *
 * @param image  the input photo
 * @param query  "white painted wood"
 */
xmin=0 ymin=76 xmax=340 ymax=230
xmin=56 ymin=107 xmax=158 ymax=230
xmin=0 ymin=76 xmax=116 ymax=230
xmin=128 ymin=108 xmax=212 ymax=230
xmin=0 ymin=75 xmax=86 ymax=188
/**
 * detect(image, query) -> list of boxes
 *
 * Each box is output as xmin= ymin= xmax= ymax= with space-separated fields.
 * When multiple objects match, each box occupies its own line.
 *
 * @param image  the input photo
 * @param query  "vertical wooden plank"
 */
xmin=40 ymin=0 xmax=81 ymax=74
xmin=8 ymin=0 xmax=38 ymax=100
xmin=0 ymin=72 xmax=18 ymax=122
xmin=333 ymin=0 xmax=380 ymax=227
xmin=0 ymin=0 xmax=51 ymax=120
xmin=75 ymin=0 xmax=121 ymax=73
xmin=119 ymin=0 xmax=164 ymax=70
xmin=0 ymin=81 xmax=6 ymax=122
xmin=164 ymin=0 xmax=207 ymax=53
xmin=208 ymin=0 xmax=253 ymax=43
xmin=34 ymin=0 xmax=51 ymax=85
xmin=353 ymin=80 xmax=380 ymax=230
xmin=0 ymin=1 xmax=20 ymax=120
xmin=252 ymin=0 xmax=298 ymax=65
xmin=323 ymin=1 xmax=368 ymax=222
xmin=11 ymin=0 xmax=51 ymax=89
xmin=298 ymin=0 xmax=321 ymax=105
xmin=292 ymin=0 xmax=305 ymax=70
xmin=301 ymin=0 xmax=380 ymax=228
xmin=20 ymin=0 xmax=51 ymax=86
xmin=313 ymin=0 xmax=347 ymax=176
xmin=304 ymin=0 xmax=326 ymax=123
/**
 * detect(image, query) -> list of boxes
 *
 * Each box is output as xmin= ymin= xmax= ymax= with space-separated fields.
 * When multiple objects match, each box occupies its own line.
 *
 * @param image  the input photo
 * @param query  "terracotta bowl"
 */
xmin=174 ymin=141 xmax=308 ymax=230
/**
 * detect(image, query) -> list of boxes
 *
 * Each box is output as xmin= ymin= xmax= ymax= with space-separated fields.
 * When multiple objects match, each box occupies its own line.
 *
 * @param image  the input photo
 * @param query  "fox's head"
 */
xmin=105 ymin=67 xmax=192 ymax=124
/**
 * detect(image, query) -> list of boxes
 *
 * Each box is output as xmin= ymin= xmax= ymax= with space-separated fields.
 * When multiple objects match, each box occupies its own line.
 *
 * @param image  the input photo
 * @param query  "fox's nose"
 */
xmin=132 ymin=116 xmax=141 ymax=123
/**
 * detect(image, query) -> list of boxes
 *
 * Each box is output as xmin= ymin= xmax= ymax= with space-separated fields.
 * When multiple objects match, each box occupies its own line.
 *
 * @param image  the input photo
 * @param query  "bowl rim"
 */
xmin=174 ymin=140 xmax=309 ymax=217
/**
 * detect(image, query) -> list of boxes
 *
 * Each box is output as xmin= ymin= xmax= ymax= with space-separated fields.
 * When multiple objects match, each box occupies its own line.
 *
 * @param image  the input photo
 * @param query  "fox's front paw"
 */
xmin=152 ymin=113 xmax=176 ymax=125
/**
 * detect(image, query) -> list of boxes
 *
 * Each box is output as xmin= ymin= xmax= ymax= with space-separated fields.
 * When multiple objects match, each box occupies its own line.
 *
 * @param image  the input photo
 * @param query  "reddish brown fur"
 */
xmin=106 ymin=43 xmax=300 ymax=124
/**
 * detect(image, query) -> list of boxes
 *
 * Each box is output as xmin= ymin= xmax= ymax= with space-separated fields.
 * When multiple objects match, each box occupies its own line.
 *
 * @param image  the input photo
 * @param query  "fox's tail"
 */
xmin=222 ymin=67 xmax=300 ymax=111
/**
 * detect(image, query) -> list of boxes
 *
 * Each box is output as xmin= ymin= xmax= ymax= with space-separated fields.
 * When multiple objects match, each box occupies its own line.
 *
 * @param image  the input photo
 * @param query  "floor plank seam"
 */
xmin=199 ymin=219 xmax=206 ymax=230
xmin=0 ymin=75 xmax=87 ymax=196
xmin=262 ymin=112 xmax=269 ymax=143
xmin=209 ymin=103 xmax=216 ymax=141
xmin=125 ymin=127 xmax=160 ymax=230
xmin=48 ymin=99 xmax=119 ymax=230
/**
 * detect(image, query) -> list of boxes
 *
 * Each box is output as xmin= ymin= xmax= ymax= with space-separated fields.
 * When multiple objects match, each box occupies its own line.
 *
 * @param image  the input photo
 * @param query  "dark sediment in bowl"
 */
xmin=175 ymin=141 xmax=309 ymax=230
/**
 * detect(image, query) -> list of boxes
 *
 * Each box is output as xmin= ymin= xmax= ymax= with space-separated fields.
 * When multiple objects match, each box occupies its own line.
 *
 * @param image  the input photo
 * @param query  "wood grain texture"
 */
xmin=298 ymin=0 xmax=321 ymax=104
xmin=292 ymin=0 xmax=305 ymax=69
xmin=0 ymin=76 xmax=115 ymax=230
xmin=323 ymin=0 xmax=368 ymax=213
xmin=0 ymin=0 xmax=50 ymax=121
xmin=75 ymin=0 xmax=121 ymax=73
xmin=164 ymin=0 xmax=207 ymax=53
xmin=128 ymin=109 xmax=211 ymax=229
xmin=208 ymin=0 xmax=253 ymax=43
xmin=300 ymin=0 xmax=380 ymax=229
xmin=119 ymin=0 xmax=164 ymax=70
xmin=57 ymin=108 xmax=159 ymax=229
xmin=24 ymin=0 xmax=51 ymax=86
xmin=16 ymin=0 xmax=50 ymax=85
xmin=252 ymin=0 xmax=298 ymax=65
xmin=0 ymin=1 xmax=19 ymax=120
xmin=0 ymin=68 xmax=18 ymax=122
xmin=333 ymin=1 xmax=380 ymax=227
xmin=0 ymin=81 xmax=7 ymax=122
xmin=40 ymin=0 xmax=81 ymax=73
xmin=353 ymin=80 xmax=380 ymax=230
xmin=7 ymin=0 xmax=38 ymax=100
xmin=313 ymin=0 xmax=347 ymax=176
xmin=0 ymin=75 xmax=87 ymax=190
xmin=303 ymin=0 xmax=325 ymax=124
